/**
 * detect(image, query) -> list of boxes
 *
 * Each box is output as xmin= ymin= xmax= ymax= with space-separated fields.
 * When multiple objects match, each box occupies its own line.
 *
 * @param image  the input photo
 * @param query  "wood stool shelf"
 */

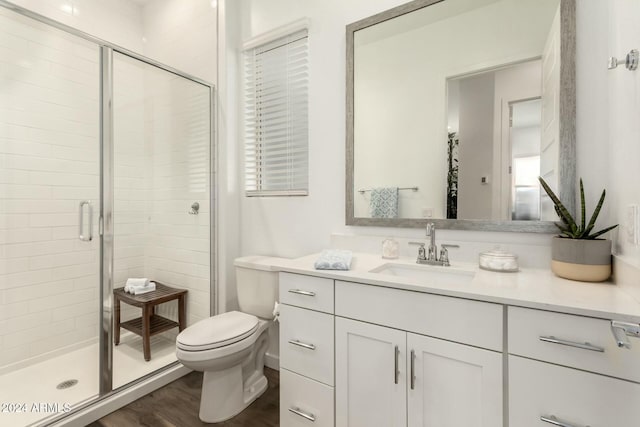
xmin=114 ymin=283 xmax=188 ymax=361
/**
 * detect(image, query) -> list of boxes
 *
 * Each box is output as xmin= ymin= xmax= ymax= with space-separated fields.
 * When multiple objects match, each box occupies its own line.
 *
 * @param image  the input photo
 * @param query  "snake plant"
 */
xmin=538 ymin=177 xmax=618 ymax=239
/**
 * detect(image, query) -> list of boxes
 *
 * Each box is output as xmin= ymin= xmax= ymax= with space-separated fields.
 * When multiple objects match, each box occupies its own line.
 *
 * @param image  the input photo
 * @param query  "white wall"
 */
xmin=141 ymin=0 xmax=217 ymax=83
xmin=608 ymin=0 xmax=640 ymax=268
xmin=9 ymin=0 xmax=144 ymax=53
xmin=224 ymin=0 xmax=622 ymax=277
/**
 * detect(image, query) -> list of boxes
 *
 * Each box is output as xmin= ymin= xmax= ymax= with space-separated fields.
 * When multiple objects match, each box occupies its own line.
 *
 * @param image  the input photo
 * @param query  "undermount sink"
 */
xmin=369 ymin=263 xmax=475 ymax=286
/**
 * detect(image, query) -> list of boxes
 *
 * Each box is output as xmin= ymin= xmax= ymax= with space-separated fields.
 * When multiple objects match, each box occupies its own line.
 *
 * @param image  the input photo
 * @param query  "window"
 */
xmin=244 ymin=28 xmax=309 ymax=196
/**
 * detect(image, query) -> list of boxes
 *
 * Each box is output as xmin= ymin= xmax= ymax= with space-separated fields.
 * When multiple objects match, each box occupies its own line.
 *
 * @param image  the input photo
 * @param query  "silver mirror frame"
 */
xmin=346 ymin=0 xmax=576 ymax=232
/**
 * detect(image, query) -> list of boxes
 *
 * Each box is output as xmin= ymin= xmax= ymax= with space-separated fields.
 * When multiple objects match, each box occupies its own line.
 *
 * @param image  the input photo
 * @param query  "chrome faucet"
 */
xmin=409 ymin=222 xmax=460 ymax=266
xmin=426 ymin=223 xmax=437 ymax=262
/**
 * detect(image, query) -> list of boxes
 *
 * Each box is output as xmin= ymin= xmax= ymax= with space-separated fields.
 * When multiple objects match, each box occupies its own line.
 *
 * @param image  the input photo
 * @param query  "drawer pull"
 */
xmin=539 ymin=336 xmax=604 ymax=353
xmin=288 ymin=289 xmax=316 ymax=297
xmin=289 ymin=407 xmax=316 ymax=422
xmin=394 ymin=345 xmax=399 ymax=384
xmin=288 ymin=339 xmax=316 ymax=350
xmin=540 ymin=415 xmax=587 ymax=427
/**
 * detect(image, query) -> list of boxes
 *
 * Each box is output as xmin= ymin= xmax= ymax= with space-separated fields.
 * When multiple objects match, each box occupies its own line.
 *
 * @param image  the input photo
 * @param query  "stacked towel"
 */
xmin=124 ymin=278 xmax=156 ymax=295
xmin=369 ymin=187 xmax=399 ymax=218
xmin=314 ymin=250 xmax=353 ymax=271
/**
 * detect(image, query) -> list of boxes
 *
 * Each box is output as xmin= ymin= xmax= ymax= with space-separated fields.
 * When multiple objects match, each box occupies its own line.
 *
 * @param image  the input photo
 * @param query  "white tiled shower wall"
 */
xmin=0 ymin=1 xmax=216 ymax=370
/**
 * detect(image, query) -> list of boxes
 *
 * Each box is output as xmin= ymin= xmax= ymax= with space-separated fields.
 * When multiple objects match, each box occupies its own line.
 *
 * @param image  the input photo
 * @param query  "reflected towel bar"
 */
xmin=358 ymin=186 xmax=418 ymax=194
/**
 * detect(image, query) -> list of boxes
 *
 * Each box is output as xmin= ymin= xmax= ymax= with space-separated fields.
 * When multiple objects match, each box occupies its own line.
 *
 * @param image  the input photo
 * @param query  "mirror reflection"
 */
xmin=352 ymin=0 xmax=562 ymax=222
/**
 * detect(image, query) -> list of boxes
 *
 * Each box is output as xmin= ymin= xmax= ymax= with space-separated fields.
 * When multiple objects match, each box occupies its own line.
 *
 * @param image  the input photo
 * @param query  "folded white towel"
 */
xmin=131 ymin=282 xmax=156 ymax=295
xmin=125 ymin=278 xmax=150 ymax=293
xmin=314 ymin=250 xmax=353 ymax=271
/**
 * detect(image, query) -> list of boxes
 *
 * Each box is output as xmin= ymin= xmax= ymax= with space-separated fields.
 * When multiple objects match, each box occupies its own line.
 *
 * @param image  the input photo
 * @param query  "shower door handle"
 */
xmin=79 ymin=200 xmax=93 ymax=241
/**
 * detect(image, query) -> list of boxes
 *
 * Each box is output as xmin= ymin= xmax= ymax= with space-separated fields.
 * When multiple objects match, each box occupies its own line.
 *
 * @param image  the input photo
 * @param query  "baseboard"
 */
xmin=46 ymin=364 xmax=191 ymax=427
xmin=264 ymin=351 xmax=279 ymax=371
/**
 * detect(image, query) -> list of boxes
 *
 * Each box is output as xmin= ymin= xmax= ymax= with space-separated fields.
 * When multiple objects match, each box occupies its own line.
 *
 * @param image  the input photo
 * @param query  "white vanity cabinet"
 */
xmin=277 ymin=268 xmax=640 ymax=427
xmin=508 ymin=307 xmax=640 ymax=427
xmin=279 ymin=272 xmax=335 ymax=427
xmin=335 ymin=280 xmax=504 ymax=427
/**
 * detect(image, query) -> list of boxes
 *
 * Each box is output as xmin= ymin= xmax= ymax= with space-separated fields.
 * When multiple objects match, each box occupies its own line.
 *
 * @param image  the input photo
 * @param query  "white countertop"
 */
xmin=236 ymin=253 xmax=640 ymax=323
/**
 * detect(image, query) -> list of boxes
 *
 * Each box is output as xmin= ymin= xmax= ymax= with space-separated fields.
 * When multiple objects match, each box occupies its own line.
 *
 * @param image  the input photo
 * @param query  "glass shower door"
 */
xmin=0 ymin=7 xmax=101 ymax=426
xmin=110 ymin=52 xmax=211 ymax=389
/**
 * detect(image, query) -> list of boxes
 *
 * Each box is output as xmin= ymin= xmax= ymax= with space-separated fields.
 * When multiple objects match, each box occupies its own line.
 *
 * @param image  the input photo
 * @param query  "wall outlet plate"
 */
xmin=422 ymin=207 xmax=433 ymax=218
xmin=626 ymin=204 xmax=639 ymax=245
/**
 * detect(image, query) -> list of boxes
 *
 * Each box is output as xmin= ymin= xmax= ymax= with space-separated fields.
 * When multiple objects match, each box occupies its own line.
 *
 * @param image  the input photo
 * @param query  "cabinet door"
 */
xmin=336 ymin=318 xmax=407 ymax=427
xmin=407 ymin=333 xmax=503 ymax=427
xmin=510 ymin=355 xmax=640 ymax=427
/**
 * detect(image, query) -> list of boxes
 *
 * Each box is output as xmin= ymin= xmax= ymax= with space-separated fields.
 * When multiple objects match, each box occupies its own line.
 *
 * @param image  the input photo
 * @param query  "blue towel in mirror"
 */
xmin=369 ymin=187 xmax=399 ymax=218
xmin=314 ymin=250 xmax=353 ymax=271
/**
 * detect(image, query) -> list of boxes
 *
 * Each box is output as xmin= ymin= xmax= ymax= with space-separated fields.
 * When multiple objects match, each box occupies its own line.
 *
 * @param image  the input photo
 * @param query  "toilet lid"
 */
xmin=176 ymin=311 xmax=259 ymax=351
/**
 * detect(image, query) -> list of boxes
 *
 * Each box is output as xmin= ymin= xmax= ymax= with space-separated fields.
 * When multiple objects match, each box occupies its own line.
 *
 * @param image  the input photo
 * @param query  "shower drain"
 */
xmin=56 ymin=379 xmax=78 ymax=390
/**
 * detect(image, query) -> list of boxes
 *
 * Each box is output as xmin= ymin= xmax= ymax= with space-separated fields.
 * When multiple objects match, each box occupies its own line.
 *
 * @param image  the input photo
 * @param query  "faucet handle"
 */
xmin=439 ymin=244 xmax=459 ymax=267
xmin=409 ymin=242 xmax=427 ymax=261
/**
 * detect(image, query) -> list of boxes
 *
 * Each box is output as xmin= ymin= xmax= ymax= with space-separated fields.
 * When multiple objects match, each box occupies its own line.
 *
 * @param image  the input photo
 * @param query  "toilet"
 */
xmin=176 ymin=265 xmax=278 ymax=423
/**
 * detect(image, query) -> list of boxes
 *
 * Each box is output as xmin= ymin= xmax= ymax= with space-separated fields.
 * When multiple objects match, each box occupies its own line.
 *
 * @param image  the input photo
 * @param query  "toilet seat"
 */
xmin=177 ymin=311 xmax=259 ymax=352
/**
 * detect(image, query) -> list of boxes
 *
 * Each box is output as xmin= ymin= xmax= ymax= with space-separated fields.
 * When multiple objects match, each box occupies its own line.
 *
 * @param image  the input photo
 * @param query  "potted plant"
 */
xmin=539 ymin=177 xmax=618 ymax=282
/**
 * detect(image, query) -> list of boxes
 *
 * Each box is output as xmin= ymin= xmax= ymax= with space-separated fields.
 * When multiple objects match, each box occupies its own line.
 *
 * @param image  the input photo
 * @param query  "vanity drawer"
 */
xmin=509 ymin=306 xmax=640 ymax=382
xmin=280 ymin=272 xmax=334 ymax=314
xmin=280 ymin=368 xmax=334 ymax=427
xmin=280 ymin=304 xmax=334 ymax=386
xmin=335 ymin=280 xmax=503 ymax=351
xmin=510 ymin=355 xmax=640 ymax=427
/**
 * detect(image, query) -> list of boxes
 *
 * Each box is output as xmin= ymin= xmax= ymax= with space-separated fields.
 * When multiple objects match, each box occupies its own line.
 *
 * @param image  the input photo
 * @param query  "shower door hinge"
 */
xmin=98 ymin=216 xmax=104 ymax=236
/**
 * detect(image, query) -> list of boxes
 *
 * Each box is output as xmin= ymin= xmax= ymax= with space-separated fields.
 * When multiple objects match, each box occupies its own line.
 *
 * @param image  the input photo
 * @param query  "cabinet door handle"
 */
xmin=410 ymin=349 xmax=416 ymax=390
xmin=394 ymin=345 xmax=399 ymax=384
xmin=289 ymin=407 xmax=316 ymax=422
xmin=288 ymin=289 xmax=316 ymax=297
xmin=288 ymin=339 xmax=316 ymax=350
xmin=540 ymin=415 xmax=585 ymax=427
xmin=539 ymin=336 xmax=604 ymax=353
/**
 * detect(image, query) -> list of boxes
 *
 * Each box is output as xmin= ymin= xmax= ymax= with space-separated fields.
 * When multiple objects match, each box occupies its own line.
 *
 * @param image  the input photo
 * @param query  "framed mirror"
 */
xmin=346 ymin=0 xmax=575 ymax=232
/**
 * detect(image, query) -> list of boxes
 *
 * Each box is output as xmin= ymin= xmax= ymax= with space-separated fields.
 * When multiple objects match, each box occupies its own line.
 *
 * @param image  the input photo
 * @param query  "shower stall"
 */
xmin=0 ymin=3 xmax=214 ymax=426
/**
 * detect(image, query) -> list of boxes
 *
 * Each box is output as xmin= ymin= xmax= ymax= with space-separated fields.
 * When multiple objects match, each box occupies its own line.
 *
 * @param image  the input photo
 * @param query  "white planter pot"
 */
xmin=550 ymin=237 xmax=612 ymax=282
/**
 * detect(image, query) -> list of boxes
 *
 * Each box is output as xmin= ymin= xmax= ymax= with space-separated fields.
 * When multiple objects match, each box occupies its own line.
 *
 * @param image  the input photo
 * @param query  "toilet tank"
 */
xmin=236 ymin=265 xmax=279 ymax=319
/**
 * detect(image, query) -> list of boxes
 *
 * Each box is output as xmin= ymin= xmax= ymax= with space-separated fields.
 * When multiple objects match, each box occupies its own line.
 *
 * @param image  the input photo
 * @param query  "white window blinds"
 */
xmin=244 ymin=29 xmax=309 ymax=196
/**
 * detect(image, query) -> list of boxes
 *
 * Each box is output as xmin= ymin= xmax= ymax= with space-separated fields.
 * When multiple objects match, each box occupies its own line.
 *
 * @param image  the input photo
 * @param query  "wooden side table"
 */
xmin=113 ymin=283 xmax=188 ymax=361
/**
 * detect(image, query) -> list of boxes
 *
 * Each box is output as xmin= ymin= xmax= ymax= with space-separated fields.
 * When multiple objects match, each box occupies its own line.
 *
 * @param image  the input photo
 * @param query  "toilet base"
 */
xmin=199 ymin=365 xmax=268 ymax=423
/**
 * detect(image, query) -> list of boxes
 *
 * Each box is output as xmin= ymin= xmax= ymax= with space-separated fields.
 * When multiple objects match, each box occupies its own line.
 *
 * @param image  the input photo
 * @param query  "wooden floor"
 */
xmin=90 ymin=368 xmax=279 ymax=427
